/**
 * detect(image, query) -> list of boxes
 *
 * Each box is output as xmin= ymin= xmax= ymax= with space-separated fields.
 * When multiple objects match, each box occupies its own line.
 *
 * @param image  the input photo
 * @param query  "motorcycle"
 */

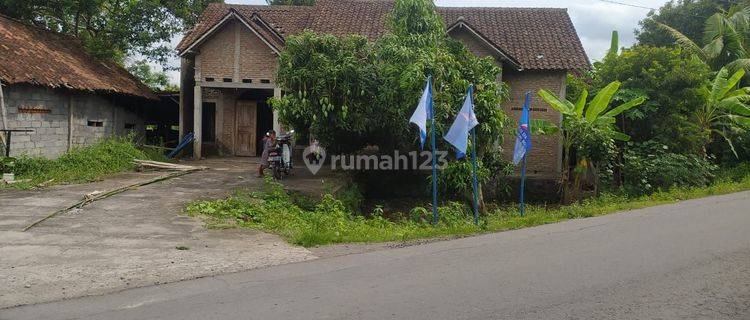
xmin=267 ymin=130 xmax=294 ymax=180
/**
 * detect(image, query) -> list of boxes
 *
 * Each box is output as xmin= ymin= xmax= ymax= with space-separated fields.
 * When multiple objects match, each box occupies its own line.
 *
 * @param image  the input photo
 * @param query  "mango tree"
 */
xmin=538 ymin=82 xmax=645 ymax=202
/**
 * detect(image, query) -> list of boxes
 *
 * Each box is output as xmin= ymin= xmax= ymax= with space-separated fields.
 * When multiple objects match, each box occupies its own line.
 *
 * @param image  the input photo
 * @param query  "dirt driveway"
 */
xmin=0 ymin=158 xmax=320 ymax=308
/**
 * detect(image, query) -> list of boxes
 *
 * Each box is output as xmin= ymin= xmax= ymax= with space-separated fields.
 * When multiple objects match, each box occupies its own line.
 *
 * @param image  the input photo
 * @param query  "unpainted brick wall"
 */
xmin=449 ymin=28 xmax=565 ymax=178
xmin=3 ymin=84 xmax=145 ymax=158
xmin=196 ymin=20 xmax=278 ymax=83
xmin=501 ymin=69 xmax=565 ymax=178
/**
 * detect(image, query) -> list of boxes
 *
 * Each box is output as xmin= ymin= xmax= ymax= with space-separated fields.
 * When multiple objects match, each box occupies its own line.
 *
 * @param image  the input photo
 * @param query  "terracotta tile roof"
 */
xmin=0 ymin=14 xmax=156 ymax=100
xmin=177 ymin=0 xmax=589 ymax=71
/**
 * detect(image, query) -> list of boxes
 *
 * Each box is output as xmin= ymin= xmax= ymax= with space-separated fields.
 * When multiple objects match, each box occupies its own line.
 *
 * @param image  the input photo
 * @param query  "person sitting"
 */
xmin=257 ymin=130 xmax=276 ymax=178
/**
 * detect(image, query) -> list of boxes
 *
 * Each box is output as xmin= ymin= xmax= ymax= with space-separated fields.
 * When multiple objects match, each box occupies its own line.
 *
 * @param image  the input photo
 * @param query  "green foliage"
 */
xmin=0 ymin=0 xmax=221 ymax=66
xmin=336 ymin=182 xmax=365 ymax=213
xmin=3 ymin=135 xmax=165 ymax=189
xmin=539 ymin=81 xmax=645 ymax=200
xmin=272 ymin=0 xmax=508 ymax=156
xmin=637 ymin=0 xmax=730 ymax=48
xmin=698 ymin=67 xmax=750 ymax=156
xmin=594 ymin=46 xmax=710 ymax=153
xmin=622 ymin=141 xmax=718 ymax=195
xmin=0 ymin=156 xmax=16 ymax=173
xmin=126 ymin=60 xmax=172 ymax=91
xmin=186 ymin=178 xmax=482 ymax=247
xmin=187 ymin=167 xmax=750 ymax=247
xmin=565 ymin=73 xmax=592 ymax=103
xmin=656 ymin=3 xmax=750 ymax=70
xmin=435 ymin=157 xmax=489 ymax=199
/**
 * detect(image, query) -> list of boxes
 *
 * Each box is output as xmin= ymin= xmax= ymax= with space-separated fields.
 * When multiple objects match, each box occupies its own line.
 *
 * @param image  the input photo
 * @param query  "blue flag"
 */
xmin=409 ymin=76 xmax=433 ymax=149
xmin=513 ymin=92 xmax=532 ymax=165
xmin=444 ymin=85 xmax=479 ymax=158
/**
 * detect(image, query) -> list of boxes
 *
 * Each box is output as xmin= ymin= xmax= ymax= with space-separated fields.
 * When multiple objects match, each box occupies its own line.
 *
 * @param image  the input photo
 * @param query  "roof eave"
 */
xmin=446 ymin=19 xmax=521 ymax=71
xmin=178 ymin=9 xmax=283 ymax=57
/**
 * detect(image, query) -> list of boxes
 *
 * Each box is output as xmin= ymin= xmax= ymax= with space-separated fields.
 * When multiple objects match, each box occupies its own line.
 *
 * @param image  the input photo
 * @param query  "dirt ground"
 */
xmin=0 ymin=158 xmax=334 ymax=308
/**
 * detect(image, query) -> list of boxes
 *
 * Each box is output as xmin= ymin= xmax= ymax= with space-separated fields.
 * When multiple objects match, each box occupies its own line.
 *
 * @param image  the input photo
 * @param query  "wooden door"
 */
xmin=235 ymin=101 xmax=257 ymax=156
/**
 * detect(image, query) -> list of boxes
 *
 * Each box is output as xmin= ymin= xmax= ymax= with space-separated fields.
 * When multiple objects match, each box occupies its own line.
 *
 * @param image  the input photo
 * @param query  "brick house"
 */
xmin=0 ymin=15 xmax=157 ymax=158
xmin=176 ymin=0 xmax=589 ymax=177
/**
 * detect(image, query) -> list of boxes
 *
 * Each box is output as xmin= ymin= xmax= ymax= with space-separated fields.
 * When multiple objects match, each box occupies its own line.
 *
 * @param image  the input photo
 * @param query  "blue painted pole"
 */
xmin=520 ymin=155 xmax=526 ymax=217
xmin=430 ymin=77 xmax=439 ymax=225
xmin=471 ymin=127 xmax=479 ymax=225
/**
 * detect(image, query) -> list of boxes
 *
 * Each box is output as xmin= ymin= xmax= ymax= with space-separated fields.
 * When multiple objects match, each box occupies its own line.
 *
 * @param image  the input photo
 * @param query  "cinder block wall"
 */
xmin=3 ymin=84 xmax=145 ymax=158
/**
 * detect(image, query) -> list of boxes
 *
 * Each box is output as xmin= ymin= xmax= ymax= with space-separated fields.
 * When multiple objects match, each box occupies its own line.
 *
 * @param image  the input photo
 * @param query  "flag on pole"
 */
xmin=444 ymin=84 xmax=481 ymax=225
xmin=410 ymin=75 xmax=439 ymax=224
xmin=409 ymin=76 xmax=433 ymax=149
xmin=444 ymin=85 xmax=479 ymax=159
xmin=513 ymin=93 xmax=532 ymax=165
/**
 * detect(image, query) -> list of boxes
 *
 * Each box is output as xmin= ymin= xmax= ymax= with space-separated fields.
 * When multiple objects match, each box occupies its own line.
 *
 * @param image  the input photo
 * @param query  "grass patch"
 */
xmin=2 ymin=136 xmax=167 ymax=189
xmin=186 ymin=174 xmax=750 ymax=248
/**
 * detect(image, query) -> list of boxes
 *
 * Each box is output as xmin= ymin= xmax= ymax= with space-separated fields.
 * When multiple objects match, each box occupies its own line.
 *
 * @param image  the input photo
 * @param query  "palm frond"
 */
xmin=658 ymin=22 xmax=707 ymax=60
xmin=725 ymin=58 xmax=750 ymax=73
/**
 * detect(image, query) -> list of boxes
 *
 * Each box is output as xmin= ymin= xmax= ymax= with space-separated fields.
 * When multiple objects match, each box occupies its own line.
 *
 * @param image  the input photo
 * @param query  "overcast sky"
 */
xmin=163 ymin=0 xmax=672 ymax=83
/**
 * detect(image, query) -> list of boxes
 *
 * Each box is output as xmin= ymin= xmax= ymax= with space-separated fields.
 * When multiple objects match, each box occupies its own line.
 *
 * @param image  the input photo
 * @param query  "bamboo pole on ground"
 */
xmin=22 ymin=166 xmax=206 ymax=231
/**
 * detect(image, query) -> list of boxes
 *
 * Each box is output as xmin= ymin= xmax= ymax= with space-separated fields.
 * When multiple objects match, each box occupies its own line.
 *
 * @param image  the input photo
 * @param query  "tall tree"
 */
xmin=659 ymin=4 xmax=750 ymax=70
xmin=637 ymin=0 xmax=730 ymax=47
xmin=0 ymin=0 xmax=221 ymax=66
xmin=594 ymin=46 xmax=711 ymax=154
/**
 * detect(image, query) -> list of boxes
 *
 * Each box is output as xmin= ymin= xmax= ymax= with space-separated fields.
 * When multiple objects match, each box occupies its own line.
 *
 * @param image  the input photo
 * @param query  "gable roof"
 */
xmin=180 ymin=9 xmax=285 ymax=56
xmin=0 ymin=14 xmax=156 ymax=100
xmin=177 ymin=0 xmax=590 ymax=71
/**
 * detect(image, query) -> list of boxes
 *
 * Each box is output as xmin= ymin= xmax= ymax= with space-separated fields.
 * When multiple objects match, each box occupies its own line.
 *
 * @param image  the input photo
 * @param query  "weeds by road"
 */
xmin=1 ymin=136 xmax=165 ymax=189
xmin=186 ymin=170 xmax=750 ymax=247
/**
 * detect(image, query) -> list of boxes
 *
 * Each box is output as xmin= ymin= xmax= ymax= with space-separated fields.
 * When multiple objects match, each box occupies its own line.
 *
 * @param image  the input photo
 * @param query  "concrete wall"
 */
xmin=2 ymin=84 xmax=146 ymax=158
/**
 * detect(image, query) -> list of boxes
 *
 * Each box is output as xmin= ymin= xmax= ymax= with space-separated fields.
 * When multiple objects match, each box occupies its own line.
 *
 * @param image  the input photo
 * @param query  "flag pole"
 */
xmin=469 ymin=85 xmax=479 ymax=225
xmin=471 ymin=127 xmax=479 ymax=225
xmin=519 ymin=92 xmax=531 ymax=217
xmin=519 ymin=155 xmax=526 ymax=217
xmin=430 ymin=76 xmax=439 ymax=225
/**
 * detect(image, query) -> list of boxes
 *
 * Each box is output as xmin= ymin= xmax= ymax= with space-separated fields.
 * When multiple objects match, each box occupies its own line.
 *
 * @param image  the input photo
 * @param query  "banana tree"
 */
xmin=698 ymin=67 xmax=750 ymax=157
xmin=539 ymin=81 xmax=645 ymax=202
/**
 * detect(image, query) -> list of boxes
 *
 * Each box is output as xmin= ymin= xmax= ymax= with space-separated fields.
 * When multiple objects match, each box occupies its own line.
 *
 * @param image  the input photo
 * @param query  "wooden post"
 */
xmin=193 ymin=85 xmax=202 ymax=159
xmin=68 ymin=95 xmax=74 ymax=151
xmin=0 ymin=80 xmax=7 ymax=144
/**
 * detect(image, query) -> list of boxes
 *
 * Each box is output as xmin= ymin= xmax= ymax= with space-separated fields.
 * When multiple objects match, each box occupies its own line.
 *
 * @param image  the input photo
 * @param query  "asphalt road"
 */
xmin=3 ymin=191 xmax=750 ymax=320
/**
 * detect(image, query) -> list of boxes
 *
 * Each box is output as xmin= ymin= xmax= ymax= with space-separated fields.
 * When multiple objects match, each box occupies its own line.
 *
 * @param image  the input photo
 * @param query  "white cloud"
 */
xmin=165 ymin=0 xmax=670 ymax=84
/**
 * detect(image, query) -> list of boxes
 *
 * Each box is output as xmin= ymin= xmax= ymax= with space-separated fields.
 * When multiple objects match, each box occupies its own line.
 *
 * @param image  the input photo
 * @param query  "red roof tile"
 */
xmin=177 ymin=0 xmax=589 ymax=71
xmin=0 ymin=15 xmax=156 ymax=99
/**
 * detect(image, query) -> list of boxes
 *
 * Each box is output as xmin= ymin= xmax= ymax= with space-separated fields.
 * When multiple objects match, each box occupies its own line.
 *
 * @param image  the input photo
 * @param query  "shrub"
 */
xmin=436 ymin=158 xmax=489 ymax=199
xmin=4 ymin=135 xmax=164 ymax=188
xmin=622 ymin=141 xmax=717 ymax=195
